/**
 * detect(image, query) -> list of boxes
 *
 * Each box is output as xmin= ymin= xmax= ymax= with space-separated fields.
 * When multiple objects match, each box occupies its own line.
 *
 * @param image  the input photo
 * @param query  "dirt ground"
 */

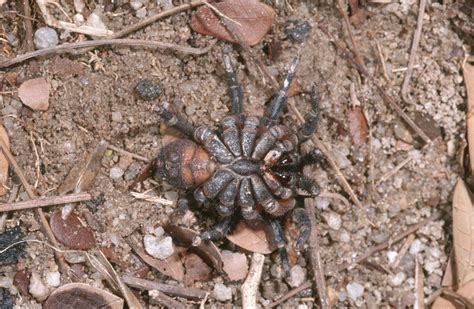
xmin=0 ymin=0 xmax=469 ymax=308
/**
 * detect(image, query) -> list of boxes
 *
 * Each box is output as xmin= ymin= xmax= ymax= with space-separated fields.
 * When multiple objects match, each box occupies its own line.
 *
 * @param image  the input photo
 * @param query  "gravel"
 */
xmin=143 ymin=235 xmax=174 ymax=260
xmin=33 ymin=27 xmax=58 ymax=50
xmin=212 ymin=283 xmax=232 ymax=302
xmin=28 ymin=273 xmax=49 ymax=302
xmin=45 ymin=272 xmax=60 ymax=287
xmin=110 ymin=166 xmax=124 ymax=179
xmin=346 ymin=282 xmax=364 ymax=301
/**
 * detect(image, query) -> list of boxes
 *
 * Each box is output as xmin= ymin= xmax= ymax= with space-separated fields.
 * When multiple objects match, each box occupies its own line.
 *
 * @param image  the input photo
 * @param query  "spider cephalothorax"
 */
xmin=136 ymin=50 xmax=322 ymax=273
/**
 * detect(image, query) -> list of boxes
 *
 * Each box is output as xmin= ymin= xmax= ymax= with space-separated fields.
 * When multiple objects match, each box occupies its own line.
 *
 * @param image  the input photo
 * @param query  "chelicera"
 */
xmin=136 ymin=50 xmax=322 ymax=274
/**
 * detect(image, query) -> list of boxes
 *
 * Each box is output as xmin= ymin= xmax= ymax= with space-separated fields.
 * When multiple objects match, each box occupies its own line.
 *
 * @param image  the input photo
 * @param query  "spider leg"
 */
xmin=223 ymin=51 xmax=244 ymax=115
xmin=194 ymin=127 xmax=234 ymax=164
xmin=261 ymin=57 xmax=300 ymax=127
xmin=297 ymin=86 xmax=320 ymax=142
xmin=217 ymin=179 xmax=240 ymax=217
xmin=268 ymin=218 xmax=291 ymax=275
xmin=296 ymin=175 xmax=320 ymax=197
xmin=202 ymin=170 xmax=234 ymax=199
xmin=239 ymin=178 xmax=259 ymax=220
xmin=154 ymin=102 xmax=196 ymax=138
xmin=298 ymin=149 xmax=324 ymax=168
xmin=292 ymin=208 xmax=311 ymax=250
xmin=197 ymin=213 xmax=239 ymax=243
xmin=241 ymin=116 xmax=260 ymax=157
xmin=250 ymin=175 xmax=290 ymax=216
xmin=262 ymin=171 xmax=293 ymax=200
xmin=222 ymin=116 xmax=242 ymax=157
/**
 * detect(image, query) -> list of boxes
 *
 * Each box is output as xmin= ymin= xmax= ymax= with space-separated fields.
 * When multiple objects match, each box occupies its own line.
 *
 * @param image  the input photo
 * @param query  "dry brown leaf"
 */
xmin=44 ymin=283 xmax=124 ymax=309
xmin=126 ymin=238 xmax=184 ymax=281
xmin=346 ymin=107 xmax=368 ymax=146
xmin=431 ymin=281 xmax=474 ymax=309
xmin=222 ymin=250 xmax=249 ymax=281
xmin=49 ymin=209 xmax=96 ymax=250
xmin=183 ymin=253 xmax=212 ymax=285
xmin=0 ymin=125 xmax=10 ymax=196
xmin=165 ymin=225 xmax=223 ymax=272
xmin=59 ymin=141 xmax=108 ymax=195
xmin=226 ymin=221 xmax=275 ymax=254
xmin=452 ymin=179 xmax=474 ymax=286
xmin=18 ymin=77 xmax=51 ymax=111
xmin=190 ymin=0 xmax=274 ymax=46
xmin=463 ymin=61 xmax=474 ymax=173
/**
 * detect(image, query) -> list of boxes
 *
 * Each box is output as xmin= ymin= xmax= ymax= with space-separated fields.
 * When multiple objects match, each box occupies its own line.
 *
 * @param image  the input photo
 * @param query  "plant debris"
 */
xmin=0 ymin=125 xmax=10 ymax=196
xmin=49 ymin=210 xmax=96 ymax=250
xmin=17 ymin=77 xmax=50 ymax=111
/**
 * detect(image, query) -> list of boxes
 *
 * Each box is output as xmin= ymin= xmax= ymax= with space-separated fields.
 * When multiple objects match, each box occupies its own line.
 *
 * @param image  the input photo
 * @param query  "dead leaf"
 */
xmin=226 ymin=221 xmax=275 ymax=254
xmin=221 ymin=250 xmax=248 ymax=281
xmin=59 ymin=141 xmax=108 ymax=195
xmin=126 ymin=238 xmax=184 ymax=281
xmin=431 ymin=281 xmax=474 ymax=309
xmin=5 ymin=72 xmax=17 ymax=86
xmin=0 ymin=125 xmax=10 ymax=196
xmin=49 ymin=210 xmax=96 ymax=250
xmin=13 ymin=270 xmax=30 ymax=298
xmin=183 ymin=253 xmax=212 ymax=285
xmin=463 ymin=61 xmax=474 ymax=173
xmin=18 ymin=77 xmax=50 ymax=111
xmin=287 ymin=79 xmax=301 ymax=97
xmin=190 ymin=0 xmax=274 ymax=46
xmin=165 ymin=225 xmax=223 ymax=272
xmin=452 ymin=179 xmax=474 ymax=286
xmin=346 ymin=107 xmax=368 ymax=146
xmin=44 ymin=283 xmax=124 ymax=309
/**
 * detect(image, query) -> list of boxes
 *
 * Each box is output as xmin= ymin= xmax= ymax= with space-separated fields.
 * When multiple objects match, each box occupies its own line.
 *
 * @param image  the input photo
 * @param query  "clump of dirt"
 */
xmin=0 ymin=0 xmax=468 ymax=307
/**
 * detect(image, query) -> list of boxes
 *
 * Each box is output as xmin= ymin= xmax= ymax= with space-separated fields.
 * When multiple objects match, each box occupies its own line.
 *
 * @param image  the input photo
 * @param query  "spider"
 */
xmin=135 ymin=50 xmax=322 ymax=274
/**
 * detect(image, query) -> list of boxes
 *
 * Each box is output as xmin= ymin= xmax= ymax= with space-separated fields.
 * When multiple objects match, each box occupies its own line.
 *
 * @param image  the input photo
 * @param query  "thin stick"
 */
xmin=122 ymin=275 xmax=207 ymax=299
xmin=0 ymin=139 xmax=68 ymax=274
xmin=107 ymin=0 xmax=204 ymax=39
xmin=327 ymin=212 xmax=442 ymax=275
xmin=0 ymin=192 xmax=91 ymax=213
xmin=22 ymin=0 xmax=34 ymax=52
xmin=0 ymin=184 xmax=19 ymax=232
xmin=375 ymin=40 xmax=390 ymax=82
xmin=242 ymin=253 xmax=265 ymax=308
xmin=319 ymin=26 xmax=432 ymax=144
xmin=401 ymin=0 xmax=426 ymax=104
xmin=391 ymin=234 xmax=415 ymax=269
xmin=304 ymin=198 xmax=330 ymax=309
xmin=266 ymin=281 xmax=312 ymax=308
xmin=288 ymin=99 xmax=375 ymax=227
xmin=376 ymin=154 xmax=414 ymax=186
xmin=149 ymin=290 xmax=186 ymax=309
xmin=414 ymin=256 xmax=425 ymax=309
xmin=0 ymin=39 xmax=215 ymax=69
xmin=108 ymin=145 xmax=149 ymax=162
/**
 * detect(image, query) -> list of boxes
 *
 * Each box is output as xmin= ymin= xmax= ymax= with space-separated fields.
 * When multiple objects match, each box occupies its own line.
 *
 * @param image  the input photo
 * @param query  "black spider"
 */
xmin=136 ymin=50 xmax=322 ymax=274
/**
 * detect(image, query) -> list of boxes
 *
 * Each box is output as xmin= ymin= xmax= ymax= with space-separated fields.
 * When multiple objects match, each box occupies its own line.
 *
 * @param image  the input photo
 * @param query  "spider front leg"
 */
xmin=297 ymin=175 xmax=321 ymax=197
xmin=292 ymin=208 xmax=311 ymax=250
xmin=297 ymin=86 xmax=320 ymax=142
xmin=268 ymin=218 xmax=291 ymax=276
xmin=261 ymin=57 xmax=300 ymax=127
xmin=223 ymin=50 xmax=243 ymax=115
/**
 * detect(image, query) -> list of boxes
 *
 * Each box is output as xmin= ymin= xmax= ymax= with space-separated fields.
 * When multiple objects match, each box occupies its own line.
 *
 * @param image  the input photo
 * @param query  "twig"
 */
xmin=319 ymin=26 xmax=432 ymax=144
xmin=266 ymin=281 xmax=312 ymax=308
xmin=327 ymin=212 xmax=443 ymax=275
xmin=0 ymin=192 xmax=91 ymax=213
xmin=304 ymin=198 xmax=330 ymax=309
xmin=0 ymin=184 xmax=19 ymax=232
xmin=122 ymin=275 xmax=207 ymax=299
xmin=376 ymin=154 xmax=414 ymax=186
xmin=288 ymin=99 xmax=375 ymax=227
xmin=107 ymin=0 xmax=204 ymax=39
xmin=0 ymin=39 xmax=215 ymax=69
xmin=335 ymin=0 xmax=365 ymax=70
xmin=22 ymin=0 xmax=34 ymax=52
xmin=0 ymin=139 xmax=68 ymax=274
xmin=391 ymin=234 xmax=415 ymax=269
xmin=401 ymin=0 xmax=426 ymax=104
xmin=375 ymin=40 xmax=390 ymax=83
xmin=149 ymin=290 xmax=186 ymax=309
xmin=242 ymin=253 xmax=265 ymax=308
xmin=414 ymin=256 xmax=425 ymax=309
xmin=108 ymin=145 xmax=149 ymax=162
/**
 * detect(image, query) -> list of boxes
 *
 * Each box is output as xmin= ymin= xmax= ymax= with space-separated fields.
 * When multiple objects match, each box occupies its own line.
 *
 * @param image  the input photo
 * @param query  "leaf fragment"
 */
xmin=18 ymin=77 xmax=50 ymax=111
xmin=190 ymin=0 xmax=274 ymax=46
xmin=0 ymin=125 xmax=10 ymax=196
xmin=49 ymin=210 xmax=95 ymax=250
xmin=346 ymin=107 xmax=368 ymax=146
xmin=226 ymin=221 xmax=275 ymax=254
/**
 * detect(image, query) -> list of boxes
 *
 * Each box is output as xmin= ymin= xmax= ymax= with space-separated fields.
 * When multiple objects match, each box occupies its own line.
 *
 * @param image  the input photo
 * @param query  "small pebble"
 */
xmin=2 ymin=105 xmax=17 ymax=116
xmin=130 ymin=0 xmax=143 ymax=10
xmin=387 ymin=251 xmax=398 ymax=264
xmin=331 ymin=148 xmax=351 ymax=169
xmin=143 ymin=235 xmax=174 ymax=260
xmin=111 ymin=111 xmax=123 ymax=122
xmin=409 ymin=239 xmax=423 ymax=255
xmin=7 ymin=33 xmax=19 ymax=47
xmin=135 ymin=80 xmax=162 ymax=100
xmin=340 ymin=230 xmax=351 ymax=243
xmin=212 ymin=283 xmax=232 ymax=302
xmin=110 ymin=166 xmax=124 ymax=179
xmin=156 ymin=0 xmax=173 ymax=9
xmin=73 ymin=13 xmax=85 ymax=26
xmin=86 ymin=12 xmax=107 ymax=31
xmin=34 ymin=27 xmax=58 ymax=49
xmin=29 ymin=272 xmax=49 ymax=302
xmin=315 ymin=197 xmax=330 ymax=210
xmin=390 ymin=272 xmax=406 ymax=287
xmin=321 ymin=211 xmax=342 ymax=230
xmin=0 ymin=276 xmax=13 ymax=288
xmin=284 ymin=20 xmax=312 ymax=42
xmin=346 ymin=282 xmax=364 ymax=301
xmin=46 ymin=271 xmax=60 ymax=287
xmin=286 ymin=265 xmax=306 ymax=288
xmin=136 ymin=7 xmax=147 ymax=18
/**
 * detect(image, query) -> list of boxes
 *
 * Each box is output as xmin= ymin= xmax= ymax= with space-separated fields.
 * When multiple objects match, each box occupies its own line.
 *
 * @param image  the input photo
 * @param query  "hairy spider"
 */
xmin=136 ymin=51 xmax=322 ymax=274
